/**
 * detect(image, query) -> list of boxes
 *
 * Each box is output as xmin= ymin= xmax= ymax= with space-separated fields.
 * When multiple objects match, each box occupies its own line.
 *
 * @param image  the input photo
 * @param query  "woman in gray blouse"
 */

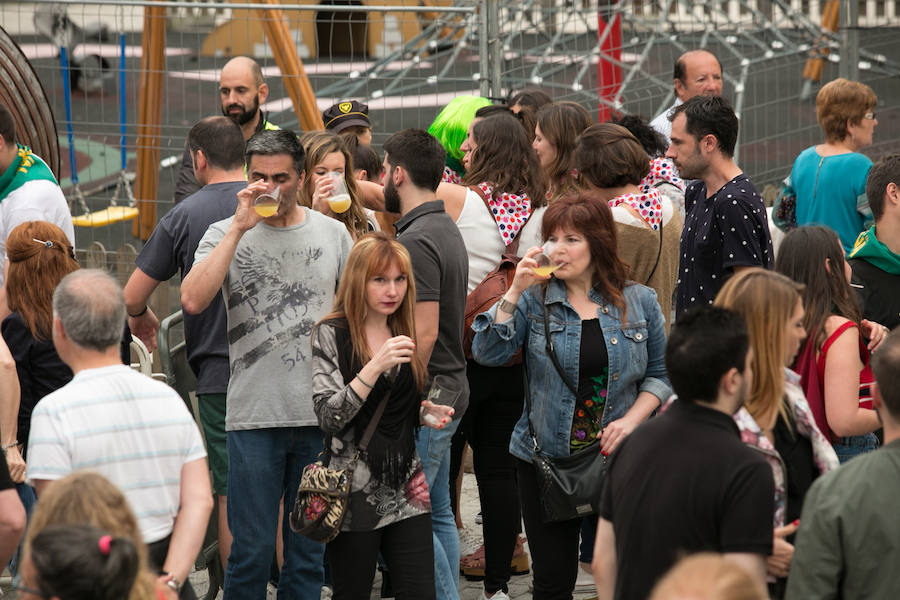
xmin=310 ymin=232 xmax=453 ymax=600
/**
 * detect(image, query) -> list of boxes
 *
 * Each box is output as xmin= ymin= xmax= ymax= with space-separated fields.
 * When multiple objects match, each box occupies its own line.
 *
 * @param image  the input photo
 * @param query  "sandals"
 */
xmin=460 ymin=536 xmax=529 ymax=581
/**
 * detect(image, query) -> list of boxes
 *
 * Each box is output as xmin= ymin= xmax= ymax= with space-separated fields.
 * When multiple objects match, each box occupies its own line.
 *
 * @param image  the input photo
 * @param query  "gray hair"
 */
xmin=53 ymin=269 xmax=126 ymax=351
xmin=244 ymin=129 xmax=306 ymax=177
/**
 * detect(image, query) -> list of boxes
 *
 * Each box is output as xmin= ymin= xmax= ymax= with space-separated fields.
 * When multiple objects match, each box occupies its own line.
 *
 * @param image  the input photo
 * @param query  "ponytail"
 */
xmin=30 ymin=524 xmax=140 ymax=600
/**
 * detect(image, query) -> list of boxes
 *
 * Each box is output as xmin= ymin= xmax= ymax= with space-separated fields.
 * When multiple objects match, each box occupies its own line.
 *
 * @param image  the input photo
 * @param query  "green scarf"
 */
xmin=849 ymin=225 xmax=900 ymax=275
xmin=0 ymin=144 xmax=59 ymax=202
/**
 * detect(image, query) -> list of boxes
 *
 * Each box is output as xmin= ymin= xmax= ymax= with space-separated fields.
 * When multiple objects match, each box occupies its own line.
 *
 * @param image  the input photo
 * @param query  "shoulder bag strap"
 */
xmin=644 ymin=220 xmax=663 ymax=285
xmin=469 ymin=184 xmax=531 ymax=256
xmin=541 ymin=288 xmax=603 ymax=434
xmin=358 ymin=388 xmax=391 ymax=453
xmin=522 ymin=360 xmax=542 ymax=453
xmin=542 ymin=297 xmax=578 ymax=397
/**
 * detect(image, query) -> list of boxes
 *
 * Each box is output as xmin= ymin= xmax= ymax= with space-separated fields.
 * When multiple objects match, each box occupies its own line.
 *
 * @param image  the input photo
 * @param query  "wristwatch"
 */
xmin=498 ymin=296 xmax=517 ymax=314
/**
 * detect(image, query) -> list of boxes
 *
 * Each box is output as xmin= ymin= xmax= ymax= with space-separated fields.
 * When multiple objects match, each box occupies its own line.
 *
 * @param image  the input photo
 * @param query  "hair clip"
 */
xmin=98 ymin=535 xmax=112 ymax=555
xmin=33 ymin=238 xmax=53 ymax=249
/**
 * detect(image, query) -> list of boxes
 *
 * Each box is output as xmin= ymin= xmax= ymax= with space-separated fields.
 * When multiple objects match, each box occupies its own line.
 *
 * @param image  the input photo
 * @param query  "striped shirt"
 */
xmin=26 ymin=365 xmax=206 ymax=543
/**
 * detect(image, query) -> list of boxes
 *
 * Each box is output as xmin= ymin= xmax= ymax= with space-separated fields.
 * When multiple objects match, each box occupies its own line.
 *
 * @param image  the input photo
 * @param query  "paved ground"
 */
xmin=179 ymin=470 xmax=599 ymax=599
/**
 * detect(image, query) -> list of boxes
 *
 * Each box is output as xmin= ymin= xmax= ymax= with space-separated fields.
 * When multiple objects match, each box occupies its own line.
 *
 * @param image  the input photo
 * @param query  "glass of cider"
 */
xmin=254 ymin=187 xmax=280 ymax=218
xmin=532 ymin=241 xmax=560 ymax=277
xmin=327 ymin=171 xmax=352 ymax=214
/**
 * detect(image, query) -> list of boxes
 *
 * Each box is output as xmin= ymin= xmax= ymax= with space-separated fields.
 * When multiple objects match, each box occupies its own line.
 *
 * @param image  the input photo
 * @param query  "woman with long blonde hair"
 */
xmin=311 ymin=232 xmax=452 ymax=599
xmin=714 ymin=268 xmax=838 ymax=598
xmin=299 ymin=131 xmax=373 ymax=240
xmin=25 ymin=471 xmax=166 ymax=600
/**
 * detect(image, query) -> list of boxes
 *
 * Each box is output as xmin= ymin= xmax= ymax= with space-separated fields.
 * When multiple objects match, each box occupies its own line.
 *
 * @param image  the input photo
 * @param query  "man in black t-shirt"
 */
xmin=667 ymin=96 xmax=773 ymax=316
xmin=123 ymin=115 xmax=246 ymax=571
xmin=595 ymin=306 xmax=774 ymax=600
xmin=0 ymin=450 xmax=25 ymax=567
xmin=383 ymin=129 xmax=469 ymax=598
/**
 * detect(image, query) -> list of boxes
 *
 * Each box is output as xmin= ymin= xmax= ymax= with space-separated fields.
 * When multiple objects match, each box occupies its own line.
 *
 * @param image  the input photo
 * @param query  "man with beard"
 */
xmin=174 ymin=56 xmax=280 ymax=203
xmin=666 ymin=96 xmax=772 ymax=317
xmin=181 ymin=129 xmax=352 ymax=598
xmin=382 ymin=129 xmax=469 ymax=600
xmin=593 ymin=306 xmax=774 ymax=600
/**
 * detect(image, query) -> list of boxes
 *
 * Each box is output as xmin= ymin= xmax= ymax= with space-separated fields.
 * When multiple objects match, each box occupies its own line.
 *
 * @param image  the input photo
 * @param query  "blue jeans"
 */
xmin=416 ymin=418 xmax=461 ymax=600
xmin=224 ymin=427 xmax=325 ymax=599
xmin=833 ymin=433 xmax=879 ymax=464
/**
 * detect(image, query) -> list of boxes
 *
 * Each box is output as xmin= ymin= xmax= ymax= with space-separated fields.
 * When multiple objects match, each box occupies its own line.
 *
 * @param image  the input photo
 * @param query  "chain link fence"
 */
xmin=0 ymin=0 xmax=898 ymax=285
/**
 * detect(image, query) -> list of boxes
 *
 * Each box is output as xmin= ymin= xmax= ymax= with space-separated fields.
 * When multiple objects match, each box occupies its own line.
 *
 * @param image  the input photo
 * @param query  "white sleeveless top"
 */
xmin=455 ymin=187 xmax=545 ymax=294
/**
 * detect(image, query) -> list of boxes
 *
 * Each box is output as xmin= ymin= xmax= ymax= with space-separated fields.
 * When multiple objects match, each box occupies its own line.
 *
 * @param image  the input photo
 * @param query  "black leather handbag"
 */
xmin=525 ymin=296 xmax=607 ymax=523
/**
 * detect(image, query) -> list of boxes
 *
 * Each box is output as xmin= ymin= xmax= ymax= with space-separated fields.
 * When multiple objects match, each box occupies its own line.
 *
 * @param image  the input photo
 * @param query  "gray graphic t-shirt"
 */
xmin=193 ymin=208 xmax=353 ymax=430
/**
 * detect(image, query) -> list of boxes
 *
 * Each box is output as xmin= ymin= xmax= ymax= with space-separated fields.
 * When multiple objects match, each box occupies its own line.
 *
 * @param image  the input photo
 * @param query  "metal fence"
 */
xmin=0 ymin=0 xmax=898 ymax=293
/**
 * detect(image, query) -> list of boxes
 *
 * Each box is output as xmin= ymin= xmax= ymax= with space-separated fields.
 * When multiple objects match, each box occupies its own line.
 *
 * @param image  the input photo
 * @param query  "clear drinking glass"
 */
xmin=531 ymin=241 xmax=559 ymax=276
xmin=253 ymin=186 xmax=280 ymax=218
xmin=421 ymin=374 xmax=462 ymax=427
xmin=327 ymin=171 xmax=352 ymax=214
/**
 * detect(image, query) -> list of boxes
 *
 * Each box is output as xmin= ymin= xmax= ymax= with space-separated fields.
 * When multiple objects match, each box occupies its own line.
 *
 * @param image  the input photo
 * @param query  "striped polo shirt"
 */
xmin=27 ymin=364 xmax=206 ymax=543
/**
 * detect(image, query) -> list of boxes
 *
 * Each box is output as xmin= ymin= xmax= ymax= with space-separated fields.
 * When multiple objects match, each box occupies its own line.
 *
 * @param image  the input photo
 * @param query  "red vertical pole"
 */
xmin=597 ymin=5 xmax=622 ymax=123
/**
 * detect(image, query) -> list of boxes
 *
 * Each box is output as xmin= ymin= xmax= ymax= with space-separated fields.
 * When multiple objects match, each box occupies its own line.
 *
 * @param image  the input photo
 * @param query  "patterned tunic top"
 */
xmin=311 ymin=321 xmax=431 ymax=531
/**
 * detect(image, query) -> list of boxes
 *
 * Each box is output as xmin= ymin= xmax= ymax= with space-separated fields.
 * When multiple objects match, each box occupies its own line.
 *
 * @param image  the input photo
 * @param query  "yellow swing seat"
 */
xmin=72 ymin=205 xmax=139 ymax=227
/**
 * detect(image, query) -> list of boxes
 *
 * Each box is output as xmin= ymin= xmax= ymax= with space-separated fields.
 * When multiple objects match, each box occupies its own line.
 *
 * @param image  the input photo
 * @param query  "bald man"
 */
xmin=650 ymin=49 xmax=723 ymax=144
xmin=174 ymin=56 xmax=281 ymax=203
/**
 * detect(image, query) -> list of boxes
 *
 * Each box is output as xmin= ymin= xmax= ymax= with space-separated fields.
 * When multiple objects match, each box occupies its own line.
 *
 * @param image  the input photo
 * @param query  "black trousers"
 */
xmin=146 ymin=534 xmax=198 ymax=600
xmin=454 ymin=360 xmax=525 ymax=593
xmin=327 ymin=513 xmax=435 ymax=600
xmin=516 ymin=458 xmax=582 ymax=600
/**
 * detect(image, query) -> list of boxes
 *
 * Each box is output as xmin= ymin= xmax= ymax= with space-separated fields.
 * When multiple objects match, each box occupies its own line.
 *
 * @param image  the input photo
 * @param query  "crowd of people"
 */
xmin=1 ymin=47 xmax=899 ymax=600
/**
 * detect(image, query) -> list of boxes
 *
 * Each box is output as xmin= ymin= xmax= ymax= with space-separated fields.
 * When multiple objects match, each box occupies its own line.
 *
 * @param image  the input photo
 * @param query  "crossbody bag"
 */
xmin=524 ymin=293 xmax=608 ymax=523
xmin=290 ymin=389 xmax=391 ymax=543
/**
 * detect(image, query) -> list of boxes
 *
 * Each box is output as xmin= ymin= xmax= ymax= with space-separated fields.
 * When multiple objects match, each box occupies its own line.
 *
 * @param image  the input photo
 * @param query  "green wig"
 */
xmin=427 ymin=95 xmax=492 ymax=174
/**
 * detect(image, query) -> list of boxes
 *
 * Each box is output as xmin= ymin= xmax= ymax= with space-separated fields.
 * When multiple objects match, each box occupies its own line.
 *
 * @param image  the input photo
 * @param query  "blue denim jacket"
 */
xmin=471 ymin=279 xmax=672 ymax=461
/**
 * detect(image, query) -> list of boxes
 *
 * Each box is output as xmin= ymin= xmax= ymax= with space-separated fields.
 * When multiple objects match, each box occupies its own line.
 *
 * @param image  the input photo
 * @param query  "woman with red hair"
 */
xmin=0 ymin=221 xmax=79 ymax=546
xmin=471 ymin=193 xmax=671 ymax=599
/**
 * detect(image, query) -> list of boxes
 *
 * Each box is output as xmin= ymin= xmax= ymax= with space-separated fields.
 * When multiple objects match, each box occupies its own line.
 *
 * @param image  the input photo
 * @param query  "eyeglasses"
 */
xmin=11 ymin=574 xmax=51 ymax=599
xmin=864 ymin=112 xmax=876 ymax=120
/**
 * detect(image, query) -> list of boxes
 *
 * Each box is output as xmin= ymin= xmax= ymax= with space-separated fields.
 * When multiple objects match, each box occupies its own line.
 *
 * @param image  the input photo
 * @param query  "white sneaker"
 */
xmin=574 ymin=567 xmax=596 ymax=593
xmin=458 ymin=527 xmax=483 ymax=557
xmin=482 ymin=590 xmax=511 ymax=600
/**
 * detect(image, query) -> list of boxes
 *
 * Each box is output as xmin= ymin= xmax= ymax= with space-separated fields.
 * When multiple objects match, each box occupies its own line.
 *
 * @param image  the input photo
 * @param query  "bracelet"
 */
xmin=2 ymin=440 xmax=18 ymax=450
xmin=128 ymin=305 xmax=148 ymax=318
xmin=356 ymin=374 xmax=374 ymax=389
xmin=497 ymin=296 xmax=517 ymax=315
xmin=165 ymin=574 xmax=182 ymax=592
